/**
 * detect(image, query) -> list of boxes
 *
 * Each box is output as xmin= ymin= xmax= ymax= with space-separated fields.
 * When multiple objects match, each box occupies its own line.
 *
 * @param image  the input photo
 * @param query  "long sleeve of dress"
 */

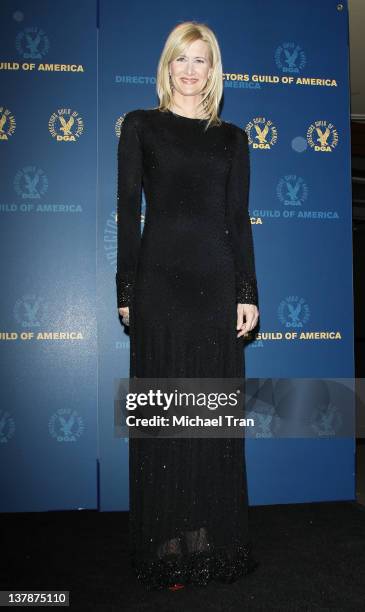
xmin=225 ymin=127 xmax=259 ymax=307
xmin=116 ymin=112 xmax=143 ymax=308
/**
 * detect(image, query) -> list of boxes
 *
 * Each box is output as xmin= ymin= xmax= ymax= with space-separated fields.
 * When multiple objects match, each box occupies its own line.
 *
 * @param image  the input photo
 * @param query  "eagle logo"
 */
xmin=278 ymin=296 xmax=310 ymax=328
xmin=16 ymin=27 xmax=50 ymax=59
xmin=59 ymin=115 xmax=75 ymax=136
xmin=0 ymin=410 xmax=16 ymax=444
xmin=274 ymin=42 xmax=306 ymax=73
xmin=49 ymin=409 xmax=85 ymax=442
xmin=307 ymin=121 xmax=338 ymax=152
xmin=0 ymin=106 xmax=16 ymax=139
xmin=14 ymin=294 xmax=49 ymax=327
xmin=246 ymin=117 xmax=278 ymax=149
xmin=49 ymin=109 xmax=84 ymax=141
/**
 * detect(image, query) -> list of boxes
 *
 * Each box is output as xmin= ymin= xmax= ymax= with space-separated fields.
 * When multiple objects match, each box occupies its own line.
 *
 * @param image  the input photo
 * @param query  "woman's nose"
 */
xmin=184 ymin=60 xmax=194 ymax=75
xmin=184 ymin=62 xmax=195 ymax=75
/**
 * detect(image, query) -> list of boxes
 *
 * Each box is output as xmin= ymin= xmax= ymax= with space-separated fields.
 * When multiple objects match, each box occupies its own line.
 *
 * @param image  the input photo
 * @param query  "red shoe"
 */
xmin=168 ymin=583 xmax=185 ymax=591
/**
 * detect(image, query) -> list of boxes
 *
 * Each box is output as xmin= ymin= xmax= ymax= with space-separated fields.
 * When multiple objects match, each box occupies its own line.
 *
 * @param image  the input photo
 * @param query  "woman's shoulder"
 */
xmin=222 ymin=120 xmax=249 ymax=154
xmin=222 ymin=119 xmax=248 ymax=139
xmin=120 ymin=107 xmax=163 ymax=134
xmin=121 ymin=108 xmax=147 ymax=126
xmin=122 ymin=107 xmax=161 ymax=120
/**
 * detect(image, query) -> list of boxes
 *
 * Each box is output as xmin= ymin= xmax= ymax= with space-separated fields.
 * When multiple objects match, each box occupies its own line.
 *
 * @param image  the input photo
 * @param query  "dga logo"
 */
xmin=274 ymin=43 xmax=306 ymax=73
xmin=115 ymin=113 xmax=127 ymax=138
xmin=246 ymin=118 xmax=278 ymax=149
xmin=104 ymin=209 xmax=118 ymax=267
xmin=49 ymin=109 xmax=84 ymax=141
xmin=307 ymin=120 xmax=338 ymax=152
xmin=0 ymin=106 xmax=16 ymax=140
xmin=278 ymin=296 xmax=310 ymax=328
xmin=0 ymin=410 xmax=16 ymax=443
xmin=311 ymin=402 xmax=343 ymax=437
xmin=49 ymin=408 xmax=85 ymax=442
xmin=277 ymin=175 xmax=308 ymax=207
xmin=14 ymin=294 xmax=49 ymax=328
xmin=15 ymin=26 xmax=50 ymax=59
xmin=14 ymin=166 xmax=48 ymax=199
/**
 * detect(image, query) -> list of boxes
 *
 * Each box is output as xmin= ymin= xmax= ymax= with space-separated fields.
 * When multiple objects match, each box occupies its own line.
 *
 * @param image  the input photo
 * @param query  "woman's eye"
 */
xmin=176 ymin=57 xmax=205 ymax=63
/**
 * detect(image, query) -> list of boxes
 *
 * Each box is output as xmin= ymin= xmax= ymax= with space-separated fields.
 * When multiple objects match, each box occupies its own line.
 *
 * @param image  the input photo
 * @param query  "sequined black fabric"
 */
xmin=116 ymin=107 xmax=260 ymax=589
xmin=134 ymin=540 xmax=259 ymax=591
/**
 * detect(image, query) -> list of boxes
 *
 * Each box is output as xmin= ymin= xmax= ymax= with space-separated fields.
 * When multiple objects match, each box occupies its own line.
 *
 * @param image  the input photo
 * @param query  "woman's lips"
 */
xmin=181 ymin=78 xmax=198 ymax=83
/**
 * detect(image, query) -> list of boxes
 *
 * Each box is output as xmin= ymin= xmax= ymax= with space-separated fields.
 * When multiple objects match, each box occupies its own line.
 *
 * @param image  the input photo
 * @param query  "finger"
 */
xmin=237 ymin=316 xmax=255 ymax=337
xmin=237 ymin=322 xmax=248 ymax=338
xmin=239 ymin=315 xmax=259 ymax=337
xmin=236 ymin=312 xmax=250 ymax=335
xmin=236 ymin=315 xmax=244 ymax=330
xmin=245 ymin=315 xmax=257 ymax=332
xmin=236 ymin=308 xmax=244 ymax=330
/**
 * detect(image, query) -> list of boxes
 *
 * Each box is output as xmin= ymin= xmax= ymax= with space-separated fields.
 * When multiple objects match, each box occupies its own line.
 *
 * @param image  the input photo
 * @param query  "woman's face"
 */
xmin=169 ymin=39 xmax=212 ymax=98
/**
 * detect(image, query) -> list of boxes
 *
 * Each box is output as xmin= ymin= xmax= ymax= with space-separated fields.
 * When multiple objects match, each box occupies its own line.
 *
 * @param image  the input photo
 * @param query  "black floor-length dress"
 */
xmin=116 ymin=107 xmax=259 ymax=590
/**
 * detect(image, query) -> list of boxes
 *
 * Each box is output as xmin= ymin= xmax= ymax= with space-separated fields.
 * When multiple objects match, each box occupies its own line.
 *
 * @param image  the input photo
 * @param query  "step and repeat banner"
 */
xmin=1 ymin=0 xmax=98 ymax=511
xmin=1 ymin=0 xmax=354 ymax=511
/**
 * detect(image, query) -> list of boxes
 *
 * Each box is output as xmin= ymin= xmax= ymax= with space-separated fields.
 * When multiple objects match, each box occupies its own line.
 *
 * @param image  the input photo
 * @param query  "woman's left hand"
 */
xmin=236 ymin=303 xmax=259 ymax=338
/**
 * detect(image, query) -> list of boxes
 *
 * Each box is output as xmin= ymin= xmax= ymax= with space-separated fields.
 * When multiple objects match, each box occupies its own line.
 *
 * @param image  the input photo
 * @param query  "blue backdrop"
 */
xmin=0 ymin=0 xmax=354 ymax=512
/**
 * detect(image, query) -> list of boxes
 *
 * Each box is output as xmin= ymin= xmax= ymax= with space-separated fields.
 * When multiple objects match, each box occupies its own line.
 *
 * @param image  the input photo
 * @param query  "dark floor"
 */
xmin=1 ymin=498 xmax=365 ymax=611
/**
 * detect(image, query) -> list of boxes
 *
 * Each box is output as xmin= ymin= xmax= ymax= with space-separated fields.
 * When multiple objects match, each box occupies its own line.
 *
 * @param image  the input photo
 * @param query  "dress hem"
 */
xmin=132 ymin=541 xmax=259 ymax=590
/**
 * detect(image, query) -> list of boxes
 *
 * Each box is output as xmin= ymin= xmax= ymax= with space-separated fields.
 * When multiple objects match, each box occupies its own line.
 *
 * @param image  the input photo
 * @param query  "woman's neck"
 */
xmin=169 ymin=100 xmax=207 ymax=120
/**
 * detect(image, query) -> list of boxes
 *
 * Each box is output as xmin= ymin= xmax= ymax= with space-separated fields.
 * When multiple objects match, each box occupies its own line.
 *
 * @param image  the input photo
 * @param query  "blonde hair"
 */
xmin=155 ymin=21 xmax=223 ymax=130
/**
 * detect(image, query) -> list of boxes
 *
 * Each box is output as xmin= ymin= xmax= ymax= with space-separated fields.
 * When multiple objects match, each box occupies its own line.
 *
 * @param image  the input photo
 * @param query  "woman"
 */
xmin=116 ymin=21 xmax=260 ymax=590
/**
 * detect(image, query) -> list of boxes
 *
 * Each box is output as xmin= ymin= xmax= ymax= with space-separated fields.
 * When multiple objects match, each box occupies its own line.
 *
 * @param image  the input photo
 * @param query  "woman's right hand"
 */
xmin=118 ymin=306 xmax=130 ymax=326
